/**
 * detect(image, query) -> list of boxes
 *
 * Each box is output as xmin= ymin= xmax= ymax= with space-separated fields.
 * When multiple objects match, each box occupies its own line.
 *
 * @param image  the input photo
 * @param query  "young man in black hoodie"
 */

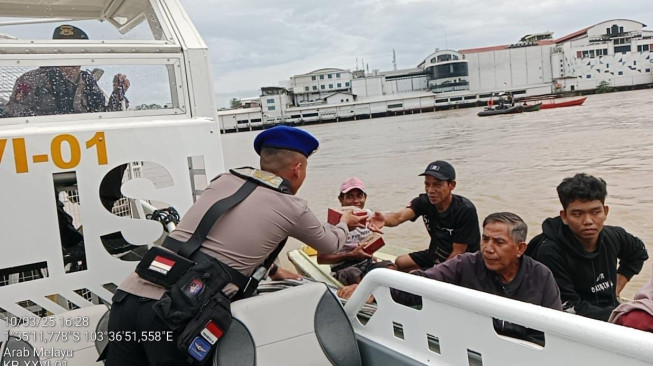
xmin=529 ymin=173 xmax=648 ymax=321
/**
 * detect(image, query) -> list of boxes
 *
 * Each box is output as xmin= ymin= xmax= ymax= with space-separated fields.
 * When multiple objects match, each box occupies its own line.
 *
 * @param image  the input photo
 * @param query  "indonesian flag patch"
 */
xmin=148 ymin=255 xmax=175 ymax=275
xmin=201 ymin=320 xmax=224 ymax=345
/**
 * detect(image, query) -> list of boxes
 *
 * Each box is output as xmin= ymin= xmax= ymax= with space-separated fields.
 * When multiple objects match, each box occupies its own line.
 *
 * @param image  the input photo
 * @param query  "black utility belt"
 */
xmin=136 ymin=246 xmax=196 ymax=288
xmin=135 ymin=245 xmax=237 ymax=364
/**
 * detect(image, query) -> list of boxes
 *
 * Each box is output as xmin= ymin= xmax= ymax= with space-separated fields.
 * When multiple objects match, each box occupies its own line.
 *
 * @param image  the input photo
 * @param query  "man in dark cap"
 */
xmin=106 ymin=126 xmax=369 ymax=365
xmin=371 ymin=160 xmax=480 ymax=272
xmin=2 ymin=24 xmax=130 ymax=117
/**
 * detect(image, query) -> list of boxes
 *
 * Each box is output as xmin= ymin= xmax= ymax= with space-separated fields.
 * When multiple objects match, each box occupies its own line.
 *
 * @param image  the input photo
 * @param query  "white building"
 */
xmin=461 ymin=19 xmax=653 ymax=95
xmin=351 ymin=68 xmax=428 ymax=98
xmin=551 ymin=19 xmax=653 ymax=91
xmin=290 ymin=68 xmax=352 ymax=106
xmin=260 ymin=86 xmax=293 ymax=124
xmin=418 ymin=50 xmax=470 ymax=93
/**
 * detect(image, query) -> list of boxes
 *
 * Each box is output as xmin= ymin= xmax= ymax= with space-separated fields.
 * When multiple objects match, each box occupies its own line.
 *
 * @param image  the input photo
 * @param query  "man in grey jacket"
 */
xmin=339 ymin=212 xmax=561 ymax=345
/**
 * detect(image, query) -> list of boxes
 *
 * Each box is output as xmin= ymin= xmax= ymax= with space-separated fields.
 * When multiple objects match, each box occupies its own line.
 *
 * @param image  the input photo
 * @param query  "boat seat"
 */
xmin=214 ymin=282 xmax=361 ymax=366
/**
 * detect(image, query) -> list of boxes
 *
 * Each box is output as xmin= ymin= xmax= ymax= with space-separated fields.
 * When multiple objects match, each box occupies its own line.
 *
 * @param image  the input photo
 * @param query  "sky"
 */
xmin=181 ymin=0 xmax=653 ymax=108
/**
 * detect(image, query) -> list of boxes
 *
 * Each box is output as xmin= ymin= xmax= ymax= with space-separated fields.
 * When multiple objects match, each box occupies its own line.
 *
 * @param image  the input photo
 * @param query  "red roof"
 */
xmin=460 ymin=45 xmax=510 ymax=54
xmin=458 ymin=27 xmax=589 ymax=55
xmin=554 ymin=27 xmax=590 ymax=43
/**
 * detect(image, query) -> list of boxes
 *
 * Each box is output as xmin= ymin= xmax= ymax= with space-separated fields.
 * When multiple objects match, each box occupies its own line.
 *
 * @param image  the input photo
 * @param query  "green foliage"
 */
xmin=596 ymin=80 xmax=614 ymax=94
xmin=229 ymin=98 xmax=241 ymax=108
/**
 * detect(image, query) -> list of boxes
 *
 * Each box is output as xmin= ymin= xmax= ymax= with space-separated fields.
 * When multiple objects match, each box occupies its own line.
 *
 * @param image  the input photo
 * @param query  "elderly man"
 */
xmin=373 ymin=161 xmax=480 ymax=272
xmin=339 ymin=212 xmax=561 ymax=345
xmin=529 ymin=173 xmax=648 ymax=321
xmin=107 ymin=126 xmax=367 ymax=366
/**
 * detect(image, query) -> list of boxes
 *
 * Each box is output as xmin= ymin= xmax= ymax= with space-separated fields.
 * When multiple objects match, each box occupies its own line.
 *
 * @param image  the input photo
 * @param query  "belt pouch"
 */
xmin=152 ymin=257 xmax=231 ymax=331
xmin=177 ymin=291 xmax=232 ymax=363
xmin=135 ymin=246 xmax=194 ymax=288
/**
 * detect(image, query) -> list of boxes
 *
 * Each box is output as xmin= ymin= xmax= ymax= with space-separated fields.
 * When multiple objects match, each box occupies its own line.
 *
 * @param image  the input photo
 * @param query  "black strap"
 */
xmin=239 ymin=237 xmax=289 ymax=299
xmin=164 ymin=180 xmax=257 ymax=258
xmin=163 ymin=178 xmax=289 ymax=298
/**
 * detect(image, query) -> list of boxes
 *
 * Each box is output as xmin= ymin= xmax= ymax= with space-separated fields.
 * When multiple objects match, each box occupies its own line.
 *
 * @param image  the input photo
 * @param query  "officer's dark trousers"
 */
xmin=105 ymin=290 xmax=189 ymax=366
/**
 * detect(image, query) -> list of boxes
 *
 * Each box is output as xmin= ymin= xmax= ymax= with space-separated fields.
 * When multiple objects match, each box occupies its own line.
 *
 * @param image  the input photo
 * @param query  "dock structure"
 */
xmin=219 ymin=19 xmax=653 ymax=133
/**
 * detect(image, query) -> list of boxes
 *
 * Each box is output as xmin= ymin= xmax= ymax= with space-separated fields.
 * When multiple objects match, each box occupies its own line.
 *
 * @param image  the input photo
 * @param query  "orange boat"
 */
xmin=540 ymin=97 xmax=587 ymax=109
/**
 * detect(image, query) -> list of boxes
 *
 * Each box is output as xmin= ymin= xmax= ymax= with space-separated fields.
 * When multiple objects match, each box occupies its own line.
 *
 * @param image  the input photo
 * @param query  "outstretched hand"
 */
xmin=367 ymin=211 xmax=385 ymax=234
xmin=350 ymin=244 xmax=373 ymax=260
xmin=269 ymin=266 xmax=302 ymax=281
xmin=337 ymin=284 xmax=359 ymax=299
xmin=113 ymin=74 xmax=130 ymax=94
xmin=337 ymin=284 xmax=375 ymax=304
xmin=340 ymin=209 xmax=367 ymax=230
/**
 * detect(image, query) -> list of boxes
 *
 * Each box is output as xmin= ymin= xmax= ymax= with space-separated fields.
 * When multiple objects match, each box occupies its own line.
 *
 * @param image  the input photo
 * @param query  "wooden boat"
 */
xmin=477 ymin=104 xmax=524 ymax=117
xmin=523 ymin=102 xmax=542 ymax=112
xmin=540 ymin=97 xmax=587 ymax=109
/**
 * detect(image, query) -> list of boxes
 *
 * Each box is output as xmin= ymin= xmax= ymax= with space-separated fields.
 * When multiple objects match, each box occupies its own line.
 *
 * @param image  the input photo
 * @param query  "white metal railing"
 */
xmin=345 ymin=269 xmax=653 ymax=366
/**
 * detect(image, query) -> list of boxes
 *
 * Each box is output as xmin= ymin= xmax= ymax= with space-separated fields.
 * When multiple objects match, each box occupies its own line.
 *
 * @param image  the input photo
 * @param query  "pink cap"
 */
xmin=340 ymin=177 xmax=366 ymax=194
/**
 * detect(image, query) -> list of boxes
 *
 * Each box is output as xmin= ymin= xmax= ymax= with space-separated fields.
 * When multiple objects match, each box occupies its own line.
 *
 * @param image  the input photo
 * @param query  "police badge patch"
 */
xmin=183 ymin=277 xmax=204 ymax=297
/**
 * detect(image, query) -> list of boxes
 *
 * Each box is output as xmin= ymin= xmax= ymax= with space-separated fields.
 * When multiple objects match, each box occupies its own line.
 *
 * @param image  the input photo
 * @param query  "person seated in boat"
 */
xmin=317 ymin=177 xmax=395 ymax=285
xmin=528 ymin=173 xmax=648 ymax=322
xmin=106 ymin=126 xmax=373 ymax=365
xmin=497 ymin=94 xmax=506 ymax=109
xmin=339 ymin=212 xmax=562 ymax=345
xmin=368 ymin=161 xmax=480 ymax=272
xmin=2 ymin=25 xmax=130 ymax=118
xmin=609 ymin=262 xmax=653 ymax=332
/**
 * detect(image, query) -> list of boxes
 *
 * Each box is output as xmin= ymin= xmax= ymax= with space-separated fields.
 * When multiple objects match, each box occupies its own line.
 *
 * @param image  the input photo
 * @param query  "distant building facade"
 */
xmin=218 ymin=19 xmax=653 ymax=133
xmin=290 ymin=68 xmax=353 ymax=106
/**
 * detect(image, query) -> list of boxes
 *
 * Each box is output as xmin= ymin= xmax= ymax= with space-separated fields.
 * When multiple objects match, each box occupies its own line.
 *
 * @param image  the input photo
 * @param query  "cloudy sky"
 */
xmin=179 ymin=0 xmax=653 ymax=107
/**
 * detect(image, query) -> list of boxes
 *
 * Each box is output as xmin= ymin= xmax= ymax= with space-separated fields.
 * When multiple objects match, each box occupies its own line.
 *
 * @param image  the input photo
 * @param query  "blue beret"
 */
xmin=254 ymin=126 xmax=319 ymax=157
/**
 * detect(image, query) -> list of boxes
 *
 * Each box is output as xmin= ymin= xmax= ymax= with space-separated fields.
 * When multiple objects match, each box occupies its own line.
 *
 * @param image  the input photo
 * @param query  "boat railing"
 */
xmin=345 ymin=269 xmax=653 ymax=366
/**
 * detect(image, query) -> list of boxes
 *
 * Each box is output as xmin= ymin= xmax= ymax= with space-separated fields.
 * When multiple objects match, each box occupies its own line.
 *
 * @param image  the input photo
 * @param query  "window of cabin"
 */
xmin=0 ymin=0 xmax=187 ymax=121
xmin=1 ymin=62 xmax=180 ymax=119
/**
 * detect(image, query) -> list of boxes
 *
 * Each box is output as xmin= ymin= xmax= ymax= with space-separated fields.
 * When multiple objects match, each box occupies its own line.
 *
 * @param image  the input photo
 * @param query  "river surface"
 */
xmin=221 ymin=89 xmax=653 ymax=299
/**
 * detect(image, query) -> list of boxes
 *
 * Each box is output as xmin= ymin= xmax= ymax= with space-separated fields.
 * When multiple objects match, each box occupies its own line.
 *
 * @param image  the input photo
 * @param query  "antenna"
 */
xmin=356 ymin=57 xmax=359 ymax=70
xmin=392 ymin=49 xmax=397 ymax=71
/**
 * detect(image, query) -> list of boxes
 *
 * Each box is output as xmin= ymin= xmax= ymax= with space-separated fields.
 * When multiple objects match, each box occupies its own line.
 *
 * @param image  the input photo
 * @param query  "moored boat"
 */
xmin=478 ymin=104 xmax=525 ymax=116
xmin=540 ymin=96 xmax=587 ymax=109
xmin=523 ymin=102 xmax=542 ymax=112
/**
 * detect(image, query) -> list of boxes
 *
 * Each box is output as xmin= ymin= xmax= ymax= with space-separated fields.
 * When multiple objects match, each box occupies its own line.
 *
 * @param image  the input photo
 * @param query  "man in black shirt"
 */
xmin=374 ymin=161 xmax=480 ymax=271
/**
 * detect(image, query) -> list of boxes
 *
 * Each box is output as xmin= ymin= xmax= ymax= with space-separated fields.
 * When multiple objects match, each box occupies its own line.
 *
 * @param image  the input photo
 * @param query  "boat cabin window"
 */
xmin=0 ymin=62 xmax=181 ymax=120
xmin=0 ymin=0 xmax=184 ymax=121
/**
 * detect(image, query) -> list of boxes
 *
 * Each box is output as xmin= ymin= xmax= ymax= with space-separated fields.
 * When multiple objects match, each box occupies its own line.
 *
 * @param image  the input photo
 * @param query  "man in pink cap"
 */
xmin=317 ymin=177 xmax=395 ymax=285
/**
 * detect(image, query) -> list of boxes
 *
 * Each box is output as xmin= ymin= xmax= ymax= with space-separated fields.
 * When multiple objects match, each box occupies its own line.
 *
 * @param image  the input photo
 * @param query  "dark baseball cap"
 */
xmin=419 ymin=160 xmax=455 ymax=181
xmin=53 ymin=25 xmax=88 ymax=40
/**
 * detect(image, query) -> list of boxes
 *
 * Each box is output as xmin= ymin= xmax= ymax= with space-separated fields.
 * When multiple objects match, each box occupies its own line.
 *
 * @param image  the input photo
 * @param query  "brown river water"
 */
xmin=221 ymin=89 xmax=653 ymax=299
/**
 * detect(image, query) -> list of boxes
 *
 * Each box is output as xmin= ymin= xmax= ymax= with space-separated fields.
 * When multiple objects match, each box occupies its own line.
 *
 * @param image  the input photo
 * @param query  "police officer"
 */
xmin=106 ymin=126 xmax=368 ymax=365
xmin=2 ymin=25 xmax=130 ymax=118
